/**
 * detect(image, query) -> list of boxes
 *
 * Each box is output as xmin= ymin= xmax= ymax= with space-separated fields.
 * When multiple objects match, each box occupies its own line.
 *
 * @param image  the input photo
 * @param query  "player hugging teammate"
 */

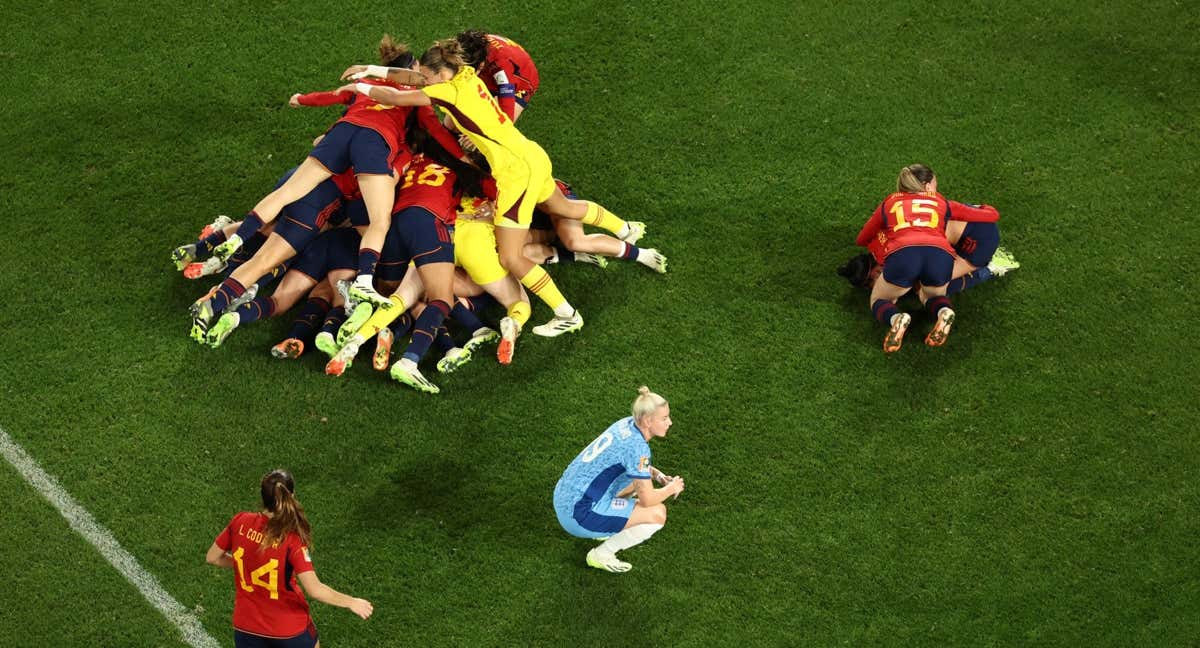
xmin=171 ymin=32 xmax=668 ymax=394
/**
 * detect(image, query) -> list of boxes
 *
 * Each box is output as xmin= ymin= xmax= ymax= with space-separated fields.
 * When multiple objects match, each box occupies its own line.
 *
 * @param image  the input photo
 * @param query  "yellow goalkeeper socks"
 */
xmin=358 ymin=295 xmax=407 ymax=337
xmin=507 ymin=301 xmax=531 ymax=328
xmin=519 ymin=266 xmax=573 ymax=316
xmin=581 ymin=201 xmax=626 ymax=235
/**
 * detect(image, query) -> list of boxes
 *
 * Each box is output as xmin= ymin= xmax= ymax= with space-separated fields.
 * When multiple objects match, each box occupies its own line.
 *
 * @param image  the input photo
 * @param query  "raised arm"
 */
xmin=339 ymin=83 xmax=431 ymax=108
xmin=296 ymin=571 xmax=374 ymax=619
xmin=341 ymin=64 xmax=426 ymax=87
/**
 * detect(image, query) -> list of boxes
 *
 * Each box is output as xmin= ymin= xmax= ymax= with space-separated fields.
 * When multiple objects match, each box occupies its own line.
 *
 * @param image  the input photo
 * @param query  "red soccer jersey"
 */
xmin=856 ymin=191 xmax=955 ymax=258
xmin=214 ymin=512 xmax=315 ymax=638
xmin=298 ymin=79 xmax=413 ymax=160
xmin=392 ymin=155 xmax=461 ymax=225
xmin=479 ymin=34 xmax=540 ymax=120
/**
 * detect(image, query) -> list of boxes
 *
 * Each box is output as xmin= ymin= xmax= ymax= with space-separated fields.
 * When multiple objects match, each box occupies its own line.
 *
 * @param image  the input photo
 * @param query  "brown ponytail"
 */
xmin=260 ymin=469 xmax=313 ymax=550
xmin=420 ymin=38 xmax=467 ymax=74
xmin=379 ymin=34 xmax=415 ymax=69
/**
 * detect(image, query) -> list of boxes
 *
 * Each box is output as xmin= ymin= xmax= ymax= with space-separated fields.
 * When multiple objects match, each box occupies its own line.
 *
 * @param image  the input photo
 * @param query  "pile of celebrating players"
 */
xmin=172 ymin=31 xmax=668 ymax=394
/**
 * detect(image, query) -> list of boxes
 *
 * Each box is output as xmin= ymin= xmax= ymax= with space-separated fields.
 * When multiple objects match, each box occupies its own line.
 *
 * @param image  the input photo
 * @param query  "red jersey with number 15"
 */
xmin=214 ymin=512 xmax=315 ymax=638
xmin=856 ymin=191 xmax=957 ymax=258
xmin=392 ymin=155 xmax=461 ymax=225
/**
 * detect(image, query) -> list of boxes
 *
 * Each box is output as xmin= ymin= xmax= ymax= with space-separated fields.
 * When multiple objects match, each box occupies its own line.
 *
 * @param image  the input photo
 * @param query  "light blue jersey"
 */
xmin=554 ymin=417 xmax=653 ymax=537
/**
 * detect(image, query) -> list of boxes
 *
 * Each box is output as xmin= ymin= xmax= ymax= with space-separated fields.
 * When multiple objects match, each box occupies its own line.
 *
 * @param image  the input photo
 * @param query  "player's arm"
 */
xmin=491 ymin=65 xmax=519 ymax=121
xmin=415 ymin=105 xmax=466 ymax=159
xmin=204 ymin=542 xmax=233 ymax=569
xmin=947 ymin=200 xmax=1000 ymax=223
xmin=633 ymin=475 xmax=684 ymax=506
xmin=289 ymin=90 xmax=355 ymax=108
xmin=296 ymin=571 xmax=374 ymax=619
xmin=339 ymin=83 xmax=431 ymax=107
xmin=340 ymin=64 xmax=426 ymax=87
xmin=855 ymin=205 xmax=884 ymax=246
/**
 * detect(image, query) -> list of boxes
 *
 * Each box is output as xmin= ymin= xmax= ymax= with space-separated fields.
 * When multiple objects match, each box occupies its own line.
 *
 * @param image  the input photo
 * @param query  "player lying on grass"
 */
xmin=855 ymin=163 xmax=1003 ymax=354
xmin=206 ymin=469 xmax=372 ymax=648
xmin=838 ymin=205 xmax=1020 ymax=293
xmin=342 ymin=39 xmax=649 ymax=345
xmin=554 ymin=386 xmax=683 ymax=573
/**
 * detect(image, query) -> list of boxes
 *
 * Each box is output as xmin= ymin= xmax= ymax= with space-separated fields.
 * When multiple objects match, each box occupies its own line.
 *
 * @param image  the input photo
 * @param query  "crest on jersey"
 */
xmin=638 ymin=456 xmax=649 ymax=472
xmin=302 ymin=547 xmax=312 ymax=562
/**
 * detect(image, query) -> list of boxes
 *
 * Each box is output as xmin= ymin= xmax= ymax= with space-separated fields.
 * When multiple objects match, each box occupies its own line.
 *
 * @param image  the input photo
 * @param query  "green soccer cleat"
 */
xmin=988 ymin=247 xmax=1020 ymax=276
xmin=172 ymin=244 xmax=197 ymax=271
xmin=586 ymin=548 xmax=632 ymax=573
xmin=348 ymin=276 xmax=393 ymax=309
xmin=314 ymin=331 xmax=339 ymax=359
xmin=575 ymin=252 xmax=609 ymax=269
xmin=620 ymin=221 xmax=646 ymax=245
xmin=390 ymin=359 xmax=440 ymax=394
xmin=189 ymin=299 xmax=214 ymax=344
xmin=206 ymin=312 xmax=241 ymax=348
xmin=463 ymin=327 xmax=499 ymax=354
xmin=337 ymin=302 xmax=374 ymax=347
xmin=436 ymin=347 xmax=473 ymax=374
xmin=532 ymin=310 xmax=584 ymax=338
xmin=210 ymin=233 xmax=244 ymax=265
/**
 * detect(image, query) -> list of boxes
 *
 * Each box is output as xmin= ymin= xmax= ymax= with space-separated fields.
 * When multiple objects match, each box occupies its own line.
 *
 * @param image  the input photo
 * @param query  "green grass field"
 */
xmin=1 ymin=1 xmax=1197 ymax=645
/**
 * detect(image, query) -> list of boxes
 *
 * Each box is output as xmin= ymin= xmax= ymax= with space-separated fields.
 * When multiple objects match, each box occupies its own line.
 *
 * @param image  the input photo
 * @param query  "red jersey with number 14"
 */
xmin=392 ymin=155 xmax=461 ymax=225
xmin=214 ymin=512 xmax=315 ymax=638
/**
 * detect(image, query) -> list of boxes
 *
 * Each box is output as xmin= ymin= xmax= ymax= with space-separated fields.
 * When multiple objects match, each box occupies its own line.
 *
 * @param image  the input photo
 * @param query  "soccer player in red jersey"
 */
xmin=206 ymin=469 xmax=372 ymax=648
xmin=455 ymin=31 xmax=540 ymax=122
xmin=854 ymin=164 xmax=1000 ymax=353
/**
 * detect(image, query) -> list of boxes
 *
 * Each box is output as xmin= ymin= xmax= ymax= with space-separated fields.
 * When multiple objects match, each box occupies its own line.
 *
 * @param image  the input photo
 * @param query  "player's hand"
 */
xmin=341 ymin=64 xmax=369 ymax=80
xmin=667 ymin=476 xmax=684 ymax=496
xmin=458 ymin=133 xmax=478 ymax=153
xmin=348 ymin=597 xmax=374 ymax=619
xmin=475 ymin=201 xmax=495 ymax=220
xmin=288 ymin=93 xmax=302 ymax=108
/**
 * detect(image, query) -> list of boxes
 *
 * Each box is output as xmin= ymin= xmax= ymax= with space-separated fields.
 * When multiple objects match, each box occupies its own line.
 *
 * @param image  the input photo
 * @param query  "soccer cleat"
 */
xmin=227 ymin=283 xmax=258 ymax=312
xmin=373 ymin=328 xmax=393 ymax=371
xmin=172 ymin=244 xmax=198 ymax=271
xmin=436 ymin=347 xmax=473 ymax=374
xmin=882 ymin=312 xmax=911 ymax=354
xmin=987 ymin=248 xmax=1020 ymax=276
xmin=348 ymin=276 xmax=393 ymax=309
xmin=338 ymin=302 xmax=374 ymax=346
xmin=497 ymin=317 xmax=520 ymax=365
xmin=390 ymin=359 xmax=440 ymax=394
xmin=335 ymin=279 xmax=360 ymax=313
xmin=210 ymin=233 xmax=244 ymax=265
xmin=270 ymin=338 xmax=305 ymax=359
xmin=197 ymin=215 xmax=234 ymax=240
xmin=925 ymin=308 xmax=955 ymax=347
xmin=620 ymin=221 xmax=646 ymax=245
xmin=640 ymin=249 xmax=668 ymax=274
xmin=314 ymin=331 xmax=339 ymax=359
xmin=575 ymin=252 xmax=609 ymax=269
xmin=463 ymin=327 xmax=499 ymax=354
xmin=585 ymin=548 xmax=632 ymax=573
xmin=325 ymin=340 xmax=359 ymax=377
xmin=206 ymin=312 xmax=241 ymax=348
xmin=189 ymin=299 xmax=214 ymax=344
xmin=532 ymin=310 xmax=584 ymax=338
xmin=182 ymin=256 xmax=227 ymax=280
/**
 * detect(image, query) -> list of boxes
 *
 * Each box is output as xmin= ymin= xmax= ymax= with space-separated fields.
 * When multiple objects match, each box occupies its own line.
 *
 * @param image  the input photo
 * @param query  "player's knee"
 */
xmin=651 ymin=503 xmax=667 ymax=526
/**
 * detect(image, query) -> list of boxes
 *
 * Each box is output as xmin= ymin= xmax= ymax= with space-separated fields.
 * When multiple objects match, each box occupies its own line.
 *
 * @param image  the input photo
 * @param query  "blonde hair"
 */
xmin=420 ymin=38 xmax=467 ymax=73
xmin=632 ymin=385 xmax=668 ymax=421
xmin=896 ymin=163 xmax=935 ymax=193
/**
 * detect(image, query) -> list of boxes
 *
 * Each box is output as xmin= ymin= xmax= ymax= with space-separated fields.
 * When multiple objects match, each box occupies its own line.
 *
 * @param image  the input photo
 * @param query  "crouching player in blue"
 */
xmin=554 ymin=386 xmax=684 ymax=573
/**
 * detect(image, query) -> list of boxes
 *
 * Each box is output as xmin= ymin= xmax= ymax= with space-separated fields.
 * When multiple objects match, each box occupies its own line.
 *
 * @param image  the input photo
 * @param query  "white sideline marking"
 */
xmin=0 ymin=426 xmax=219 ymax=648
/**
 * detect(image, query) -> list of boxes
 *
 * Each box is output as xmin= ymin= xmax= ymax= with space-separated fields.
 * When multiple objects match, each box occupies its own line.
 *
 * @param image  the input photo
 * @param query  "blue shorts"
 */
xmin=344 ymin=198 xmax=370 ymax=228
xmin=310 ymin=122 xmax=394 ymax=177
xmin=954 ymin=222 xmax=1000 ymax=268
xmin=291 ymin=228 xmax=360 ymax=282
xmin=554 ymin=492 xmax=633 ymax=539
xmin=234 ymin=622 xmax=318 ymax=648
xmin=272 ymin=167 xmax=345 ymax=252
xmin=377 ymin=207 xmax=455 ymax=281
xmin=882 ymin=246 xmax=954 ymax=288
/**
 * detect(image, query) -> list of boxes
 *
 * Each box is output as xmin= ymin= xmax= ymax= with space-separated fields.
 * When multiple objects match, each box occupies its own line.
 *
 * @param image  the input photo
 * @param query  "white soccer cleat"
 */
xmin=436 ymin=347 xmax=473 ymax=374
xmin=226 ymin=283 xmax=259 ymax=312
xmin=463 ymin=327 xmax=499 ymax=354
xmin=638 ymin=248 xmax=668 ymax=274
xmin=575 ymin=252 xmax=609 ymax=269
xmin=390 ymin=358 xmax=440 ymax=394
xmin=532 ymin=310 xmax=584 ymax=338
xmin=620 ymin=221 xmax=646 ymax=245
xmin=348 ymin=275 xmax=392 ymax=308
xmin=586 ymin=548 xmax=632 ymax=573
xmin=198 ymin=214 xmax=235 ymax=239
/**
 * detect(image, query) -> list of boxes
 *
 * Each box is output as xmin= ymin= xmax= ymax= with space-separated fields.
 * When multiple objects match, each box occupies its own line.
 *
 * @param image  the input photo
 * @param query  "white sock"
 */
xmin=615 ymin=223 xmax=631 ymax=239
xmin=598 ymin=523 xmax=662 ymax=554
xmin=545 ymin=249 xmax=559 ymax=264
xmin=553 ymin=303 xmax=576 ymax=318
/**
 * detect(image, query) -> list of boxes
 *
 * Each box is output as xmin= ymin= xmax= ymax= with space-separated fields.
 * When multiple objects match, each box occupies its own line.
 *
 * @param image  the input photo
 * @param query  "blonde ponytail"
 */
xmin=896 ymin=163 xmax=935 ymax=193
xmin=632 ymin=385 xmax=668 ymax=421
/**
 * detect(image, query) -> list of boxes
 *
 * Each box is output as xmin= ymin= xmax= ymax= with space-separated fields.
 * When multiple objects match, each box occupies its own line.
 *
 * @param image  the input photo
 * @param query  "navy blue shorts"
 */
xmin=344 ymin=198 xmax=369 ymax=228
xmin=882 ymin=246 xmax=954 ymax=288
xmin=272 ymin=167 xmax=345 ymax=252
xmin=310 ymin=122 xmax=394 ymax=176
xmin=377 ymin=207 xmax=455 ymax=281
xmin=954 ymin=222 xmax=1000 ymax=268
xmin=291 ymin=228 xmax=360 ymax=282
xmin=570 ymin=496 xmax=632 ymax=535
xmin=234 ymin=622 xmax=318 ymax=648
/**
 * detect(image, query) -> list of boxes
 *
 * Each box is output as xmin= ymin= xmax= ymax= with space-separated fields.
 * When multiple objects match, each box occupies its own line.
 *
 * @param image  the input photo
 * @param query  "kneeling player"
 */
xmin=553 ymin=386 xmax=683 ymax=573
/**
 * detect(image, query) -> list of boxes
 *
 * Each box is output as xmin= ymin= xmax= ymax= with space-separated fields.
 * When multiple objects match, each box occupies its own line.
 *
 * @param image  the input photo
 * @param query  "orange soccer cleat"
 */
xmin=882 ymin=313 xmax=912 ymax=354
xmin=925 ymin=308 xmax=955 ymax=347
xmin=270 ymin=338 xmax=305 ymax=360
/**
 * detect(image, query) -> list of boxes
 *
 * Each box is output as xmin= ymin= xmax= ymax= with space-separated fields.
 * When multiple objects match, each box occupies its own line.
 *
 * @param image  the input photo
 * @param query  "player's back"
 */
xmin=557 ymin=417 xmax=652 ymax=504
xmin=878 ymin=191 xmax=954 ymax=254
xmin=393 ymin=154 xmax=461 ymax=225
xmin=218 ymin=511 xmax=314 ymax=637
xmin=424 ymin=67 xmax=529 ymax=166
